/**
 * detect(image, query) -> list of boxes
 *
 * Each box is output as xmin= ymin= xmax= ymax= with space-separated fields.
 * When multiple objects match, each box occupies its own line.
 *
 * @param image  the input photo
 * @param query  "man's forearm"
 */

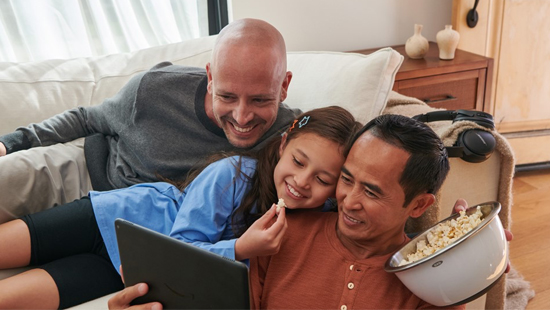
xmin=0 ymin=131 xmax=31 ymax=154
xmin=2 ymin=108 xmax=93 ymax=154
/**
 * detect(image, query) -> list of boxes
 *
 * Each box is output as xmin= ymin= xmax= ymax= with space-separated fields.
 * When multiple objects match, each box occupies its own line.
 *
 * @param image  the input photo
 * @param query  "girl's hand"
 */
xmin=234 ymin=204 xmax=288 ymax=260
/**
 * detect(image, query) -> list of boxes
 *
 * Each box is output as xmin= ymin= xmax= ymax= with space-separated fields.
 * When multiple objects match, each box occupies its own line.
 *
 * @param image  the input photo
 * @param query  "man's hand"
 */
xmin=0 ymin=142 xmax=6 ymax=156
xmin=452 ymin=198 xmax=513 ymax=273
xmin=234 ymin=204 xmax=288 ymax=260
xmin=107 ymin=283 xmax=162 ymax=310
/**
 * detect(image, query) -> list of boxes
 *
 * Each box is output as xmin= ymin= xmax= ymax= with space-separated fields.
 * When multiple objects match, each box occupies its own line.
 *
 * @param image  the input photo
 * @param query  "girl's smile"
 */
xmin=273 ymin=132 xmax=345 ymax=210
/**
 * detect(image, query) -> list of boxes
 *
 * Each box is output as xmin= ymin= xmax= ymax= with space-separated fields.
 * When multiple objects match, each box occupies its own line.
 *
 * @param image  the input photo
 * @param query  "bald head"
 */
xmin=211 ymin=18 xmax=287 ymax=77
xmin=215 ymin=18 xmax=286 ymax=47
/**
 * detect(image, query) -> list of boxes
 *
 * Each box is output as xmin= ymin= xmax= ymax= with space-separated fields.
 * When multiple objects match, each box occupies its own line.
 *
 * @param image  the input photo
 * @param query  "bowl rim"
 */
xmin=384 ymin=201 xmax=502 ymax=272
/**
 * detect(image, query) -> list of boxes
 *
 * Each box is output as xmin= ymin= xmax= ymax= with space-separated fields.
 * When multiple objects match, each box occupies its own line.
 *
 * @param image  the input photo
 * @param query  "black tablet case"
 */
xmin=115 ymin=218 xmax=250 ymax=309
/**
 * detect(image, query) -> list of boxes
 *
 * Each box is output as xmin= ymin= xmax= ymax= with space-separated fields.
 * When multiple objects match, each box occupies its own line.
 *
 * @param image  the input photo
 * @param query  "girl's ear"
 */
xmin=279 ymin=132 xmax=288 ymax=157
xmin=408 ymin=193 xmax=436 ymax=218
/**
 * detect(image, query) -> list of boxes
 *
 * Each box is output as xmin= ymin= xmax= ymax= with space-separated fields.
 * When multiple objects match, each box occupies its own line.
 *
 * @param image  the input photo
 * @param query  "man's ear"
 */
xmin=408 ymin=193 xmax=436 ymax=219
xmin=280 ymin=71 xmax=293 ymax=102
xmin=279 ymin=132 xmax=288 ymax=157
xmin=206 ymin=63 xmax=213 ymax=93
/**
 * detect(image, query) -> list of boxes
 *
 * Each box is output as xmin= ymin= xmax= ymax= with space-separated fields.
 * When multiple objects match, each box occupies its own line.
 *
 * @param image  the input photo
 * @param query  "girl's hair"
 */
xmin=171 ymin=106 xmax=360 ymax=236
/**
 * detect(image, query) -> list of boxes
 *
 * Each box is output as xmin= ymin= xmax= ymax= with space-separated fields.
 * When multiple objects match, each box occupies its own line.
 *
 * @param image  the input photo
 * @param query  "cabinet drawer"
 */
xmin=393 ymin=70 xmax=485 ymax=110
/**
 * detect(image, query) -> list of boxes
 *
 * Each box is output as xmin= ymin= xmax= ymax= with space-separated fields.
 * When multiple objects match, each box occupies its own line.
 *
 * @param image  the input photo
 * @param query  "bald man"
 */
xmin=0 ymin=19 xmax=296 ymax=221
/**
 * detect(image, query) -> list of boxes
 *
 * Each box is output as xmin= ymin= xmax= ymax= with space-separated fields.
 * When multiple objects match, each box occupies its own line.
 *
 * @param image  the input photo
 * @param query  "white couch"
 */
xmin=0 ymin=35 xmax=513 ymax=309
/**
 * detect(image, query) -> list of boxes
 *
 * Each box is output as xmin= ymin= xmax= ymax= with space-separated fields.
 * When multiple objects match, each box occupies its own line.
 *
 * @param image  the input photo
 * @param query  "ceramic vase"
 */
xmin=436 ymin=25 xmax=460 ymax=60
xmin=405 ymin=24 xmax=429 ymax=59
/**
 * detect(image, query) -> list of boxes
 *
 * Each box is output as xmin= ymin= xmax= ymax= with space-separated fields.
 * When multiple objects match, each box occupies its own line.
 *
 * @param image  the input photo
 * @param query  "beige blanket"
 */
xmin=382 ymin=91 xmax=534 ymax=310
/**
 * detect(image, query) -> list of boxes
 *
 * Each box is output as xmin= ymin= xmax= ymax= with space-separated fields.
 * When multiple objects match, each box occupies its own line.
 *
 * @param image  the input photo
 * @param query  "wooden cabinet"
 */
xmin=452 ymin=0 xmax=550 ymax=168
xmin=352 ymin=42 xmax=494 ymax=112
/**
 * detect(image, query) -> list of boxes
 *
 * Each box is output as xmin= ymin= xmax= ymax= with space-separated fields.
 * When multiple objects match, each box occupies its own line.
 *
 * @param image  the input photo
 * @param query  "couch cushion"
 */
xmin=286 ymin=48 xmax=403 ymax=124
xmin=0 ymin=35 xmax=217 ymax=135
xmin=0 ymin=58 xmax=96 ymax=135
xmin=89 ymin=36 xmax=216 ymax=108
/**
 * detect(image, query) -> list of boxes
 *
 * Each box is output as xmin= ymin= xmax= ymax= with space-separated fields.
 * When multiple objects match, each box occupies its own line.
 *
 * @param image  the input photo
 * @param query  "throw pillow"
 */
xmin=286 ymin=48 xmax=403 ymax=124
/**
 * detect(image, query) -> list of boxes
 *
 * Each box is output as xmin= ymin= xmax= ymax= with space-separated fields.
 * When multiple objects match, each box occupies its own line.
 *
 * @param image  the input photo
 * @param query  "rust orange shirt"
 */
xmin=249 ymin=211 xmax=464 ymax=310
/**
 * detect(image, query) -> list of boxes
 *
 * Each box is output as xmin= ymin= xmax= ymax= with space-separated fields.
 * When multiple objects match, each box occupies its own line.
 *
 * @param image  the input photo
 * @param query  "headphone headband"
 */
xmin=412 ymin=110 xmax=457 ymax=123
xmin=413 ymin=110 xmax=494 ymax=129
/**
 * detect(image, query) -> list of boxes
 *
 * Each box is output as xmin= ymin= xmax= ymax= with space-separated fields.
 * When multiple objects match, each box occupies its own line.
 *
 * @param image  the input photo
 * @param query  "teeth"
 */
xmin=346 ymin=214 xmax=361 ymax=224
xmin=234 ymin=125 xmax=253 ymax=133
xmin=287 ymin=184 xmax=303 ymax=198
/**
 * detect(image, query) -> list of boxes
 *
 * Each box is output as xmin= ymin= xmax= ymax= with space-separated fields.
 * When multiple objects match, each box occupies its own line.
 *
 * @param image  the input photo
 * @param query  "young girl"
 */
xmin=0 ymin=106 xmax=359 ymax=309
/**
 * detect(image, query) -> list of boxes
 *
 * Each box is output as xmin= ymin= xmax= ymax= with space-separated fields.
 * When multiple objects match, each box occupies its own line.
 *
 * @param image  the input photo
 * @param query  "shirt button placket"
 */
xmin=341 ymin=263 xmax=359 ymax=310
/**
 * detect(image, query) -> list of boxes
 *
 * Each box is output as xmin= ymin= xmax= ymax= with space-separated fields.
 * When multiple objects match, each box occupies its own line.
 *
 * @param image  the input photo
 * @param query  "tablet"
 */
xmin=115 ymin=218 xmax=250 ymax=309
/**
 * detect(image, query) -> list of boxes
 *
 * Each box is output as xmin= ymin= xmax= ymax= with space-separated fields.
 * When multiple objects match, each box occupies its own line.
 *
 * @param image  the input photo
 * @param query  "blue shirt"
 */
xmin=90 ymin=156 xmax=255 ymax=271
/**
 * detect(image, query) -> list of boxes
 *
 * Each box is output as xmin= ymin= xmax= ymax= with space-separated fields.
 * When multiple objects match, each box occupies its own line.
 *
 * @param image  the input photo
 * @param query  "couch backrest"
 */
xmin=0 ymin=36 xmax=216 ymax=135
xmin=0 ymin=35 xmax=402 ymax=135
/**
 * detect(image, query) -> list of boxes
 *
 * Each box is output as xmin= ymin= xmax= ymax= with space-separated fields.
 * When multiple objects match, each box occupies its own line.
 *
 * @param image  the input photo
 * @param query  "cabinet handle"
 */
xmin=423 ymin=95 xmax=457 ymax=104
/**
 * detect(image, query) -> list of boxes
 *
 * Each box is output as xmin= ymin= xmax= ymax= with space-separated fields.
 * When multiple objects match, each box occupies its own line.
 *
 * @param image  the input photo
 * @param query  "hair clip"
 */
xmin=298 ymin=116 xmax=310 ymax=128
xmin=287 ymin=119 xmax=298 ymax=133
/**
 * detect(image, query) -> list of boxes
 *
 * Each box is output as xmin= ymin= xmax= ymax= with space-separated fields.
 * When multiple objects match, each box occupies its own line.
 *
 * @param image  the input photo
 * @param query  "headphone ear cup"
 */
xmin=455 ymin=130 xmax=496 ymax=163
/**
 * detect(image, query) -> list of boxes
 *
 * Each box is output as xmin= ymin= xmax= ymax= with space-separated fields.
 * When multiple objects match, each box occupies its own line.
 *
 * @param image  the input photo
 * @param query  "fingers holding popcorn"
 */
xmin=234 ymin=204 xmax=287 ymax=260
xmin=275 ymin=198 xmax=286 ymax=215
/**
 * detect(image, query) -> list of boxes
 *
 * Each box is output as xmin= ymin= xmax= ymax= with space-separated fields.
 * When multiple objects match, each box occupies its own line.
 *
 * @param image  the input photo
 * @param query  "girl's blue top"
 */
xmin=89 ymin=156 xmax=255 ymax=272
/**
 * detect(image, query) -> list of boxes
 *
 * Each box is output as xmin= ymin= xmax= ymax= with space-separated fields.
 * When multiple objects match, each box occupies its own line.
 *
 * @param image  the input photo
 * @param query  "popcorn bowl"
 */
xmin=385 ymin=201 xmax=508 ymax=306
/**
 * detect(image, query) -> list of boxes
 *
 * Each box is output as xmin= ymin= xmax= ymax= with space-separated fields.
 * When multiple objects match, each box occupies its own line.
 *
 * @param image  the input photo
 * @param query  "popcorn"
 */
xmin=276 ymin=198 xmax=286 ymax=213
xmin=399 ymin=206 xmax=484 ymax=266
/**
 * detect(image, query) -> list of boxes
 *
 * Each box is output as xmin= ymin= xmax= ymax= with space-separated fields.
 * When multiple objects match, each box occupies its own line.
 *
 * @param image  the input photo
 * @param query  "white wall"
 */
xmin=229 ymin=0 xmax=453 ymax=52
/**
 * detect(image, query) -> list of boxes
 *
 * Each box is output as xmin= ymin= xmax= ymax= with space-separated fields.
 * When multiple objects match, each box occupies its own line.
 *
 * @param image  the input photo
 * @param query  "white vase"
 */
xmin=436 ymin=25 xmax=460 ymax=60
xmin=405 ymin=24 xmax=429 ymax=59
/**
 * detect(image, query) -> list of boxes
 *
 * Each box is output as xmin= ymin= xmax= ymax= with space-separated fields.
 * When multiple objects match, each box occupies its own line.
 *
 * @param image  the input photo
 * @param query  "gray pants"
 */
xmin=0 ymin=138 xmax=92 ymax=223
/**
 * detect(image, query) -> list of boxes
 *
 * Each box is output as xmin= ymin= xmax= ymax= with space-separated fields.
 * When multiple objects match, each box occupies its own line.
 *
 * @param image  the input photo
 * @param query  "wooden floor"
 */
xmin=509 ymin=168 xmax=550 ymax=309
